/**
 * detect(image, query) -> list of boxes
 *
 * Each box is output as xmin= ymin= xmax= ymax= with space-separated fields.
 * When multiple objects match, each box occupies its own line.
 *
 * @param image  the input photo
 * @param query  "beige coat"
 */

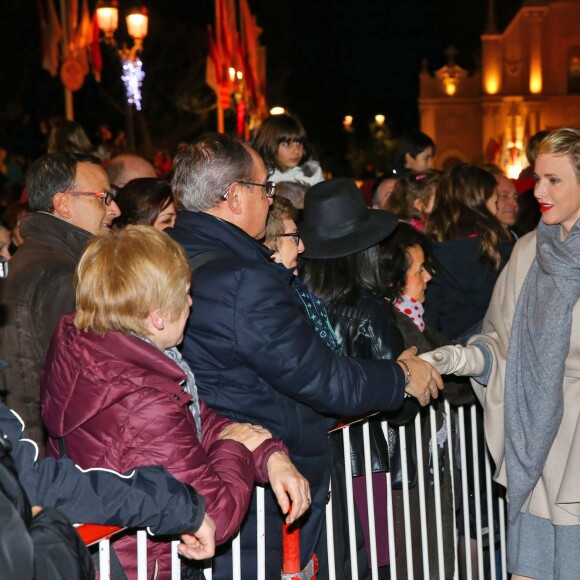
xmin=469 ymin=230 xmax=580 ymax=525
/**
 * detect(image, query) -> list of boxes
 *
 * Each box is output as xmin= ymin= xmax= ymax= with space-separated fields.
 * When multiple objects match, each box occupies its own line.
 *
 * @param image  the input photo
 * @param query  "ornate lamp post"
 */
xmin=96 ymin=1 xmax=148 ymax=151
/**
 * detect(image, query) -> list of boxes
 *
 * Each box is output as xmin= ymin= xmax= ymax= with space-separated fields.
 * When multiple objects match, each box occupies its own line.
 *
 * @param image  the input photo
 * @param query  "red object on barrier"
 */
xmin=77 ymin=524 xmax=123 ymax=547
xmin=281 ymin=522 xmax=318 ymax=580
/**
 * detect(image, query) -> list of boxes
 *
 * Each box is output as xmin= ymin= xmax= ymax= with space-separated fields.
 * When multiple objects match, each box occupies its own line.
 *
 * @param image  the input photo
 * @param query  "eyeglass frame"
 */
xmin=65 ymin=189 xmax=117 ymax=206
xmin=276 ymin=232 xmax=301 ymax=246
xmin=223 ymin=180 xmax=276 ymax=199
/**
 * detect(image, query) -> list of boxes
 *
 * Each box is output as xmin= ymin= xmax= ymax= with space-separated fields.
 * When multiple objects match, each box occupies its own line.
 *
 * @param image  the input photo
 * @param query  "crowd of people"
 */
xmin=0 ymin=112 xmax=578 ymax=580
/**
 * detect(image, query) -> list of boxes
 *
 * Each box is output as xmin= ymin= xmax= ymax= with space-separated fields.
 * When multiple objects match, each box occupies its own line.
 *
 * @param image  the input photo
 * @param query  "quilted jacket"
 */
xmin=40 ymin=313 xmax=285 ymax=578
xmin=169 ymin=210 xmax=406 ymax=578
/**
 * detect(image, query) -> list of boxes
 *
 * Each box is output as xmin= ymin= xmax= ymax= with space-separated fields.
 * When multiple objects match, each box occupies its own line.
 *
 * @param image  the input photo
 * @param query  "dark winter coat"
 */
xmin=40 ymin=314 xmax=284 ymax=578
xmin=424 ymin=237 xmax=513 ymax=341
xmin=0 ymin=402 xmax=206 ymax=536
xmin=0 ymin=212 xmax=92 ymax=452
xmin=168 ymin=211 xmax=406 ymax=578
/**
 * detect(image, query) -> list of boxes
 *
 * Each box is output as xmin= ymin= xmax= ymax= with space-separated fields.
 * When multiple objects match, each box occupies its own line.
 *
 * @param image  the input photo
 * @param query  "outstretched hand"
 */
xmin=419 ymin=344 xmax=487 ymax=377
xmin=178 ymin=514 xmax=216 ymax=560
xmin=266 ymin=451 xmax=311 ymax=525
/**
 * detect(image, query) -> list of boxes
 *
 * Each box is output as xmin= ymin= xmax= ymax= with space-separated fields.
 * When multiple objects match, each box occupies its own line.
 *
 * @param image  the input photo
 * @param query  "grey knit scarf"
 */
xmin=133 ymin=333 xmax=202 ymax=443
xmin=164 ymin=347 xmax=203 ymax=443
xmin=504 ymin=219 xmax=580 ymax=522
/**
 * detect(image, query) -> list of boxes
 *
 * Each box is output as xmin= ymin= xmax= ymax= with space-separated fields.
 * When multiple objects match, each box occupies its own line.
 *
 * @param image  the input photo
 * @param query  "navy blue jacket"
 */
xmin=0 ymin=403 xmax=205 ymax=535
xmin=170 ymin=211 xmax=405 ymax=576
xmin=425 ymin=237 xmax=513 ymax=341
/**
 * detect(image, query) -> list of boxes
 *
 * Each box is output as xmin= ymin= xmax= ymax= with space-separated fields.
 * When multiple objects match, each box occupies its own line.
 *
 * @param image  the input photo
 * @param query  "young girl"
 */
xmin=424 ymin=164 xmax=512 ymax=342
xmin=252 ymin=114 xmax=324 ymax=186
xmin=385 ymin=170 xmax=441 ymax=232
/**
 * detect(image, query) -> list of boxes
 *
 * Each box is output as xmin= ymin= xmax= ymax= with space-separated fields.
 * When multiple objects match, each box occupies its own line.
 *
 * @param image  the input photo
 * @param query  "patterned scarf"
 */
xmin=291 ymin=276 xmax=341 ymax=351
xmin=394 ymin=294 xmax=425 ymax=332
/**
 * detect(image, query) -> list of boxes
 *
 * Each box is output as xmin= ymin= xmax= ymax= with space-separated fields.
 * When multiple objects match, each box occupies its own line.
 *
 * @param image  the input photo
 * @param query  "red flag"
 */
xmin=239 ymin=0 xmax=265 ymax=113
xmin=41 ymin=0 xmax=62 ymax=77
xmin=217 ymin=0 xmax=233 ymax=66
xmin=90 ymin=15 xmax=102 ymax=82
xmin=75 ymin=0 xmax=92 ymax=49
xmin=37 ymin=0 xmax=50 ymax=72
xmin=68 ymin=0 xmax=79 ymax=51
xmin=206 ymin=25 xmax=221 ymax=92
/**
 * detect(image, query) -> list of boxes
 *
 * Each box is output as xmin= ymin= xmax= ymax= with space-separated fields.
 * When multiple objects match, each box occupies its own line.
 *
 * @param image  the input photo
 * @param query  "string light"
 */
xmin=121 ymin=58 xmax=145 ymax=111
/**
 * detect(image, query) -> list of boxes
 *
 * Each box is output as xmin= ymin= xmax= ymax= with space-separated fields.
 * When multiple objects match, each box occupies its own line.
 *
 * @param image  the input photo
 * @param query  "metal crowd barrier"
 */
xmin=78 ymin=402 xmax=506 ymax=579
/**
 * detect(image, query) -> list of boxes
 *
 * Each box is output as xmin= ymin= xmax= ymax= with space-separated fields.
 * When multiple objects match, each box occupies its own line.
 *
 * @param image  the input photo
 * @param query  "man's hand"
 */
xmin=266 ymin=451 xmax=311 ymax=525
xmin=397 ymin=346 xmax=443 ymax=406
xmin=218 ymin=422 xmax=272 ymax=452
xmin=178 ymin=514 xmax=216 ymax=560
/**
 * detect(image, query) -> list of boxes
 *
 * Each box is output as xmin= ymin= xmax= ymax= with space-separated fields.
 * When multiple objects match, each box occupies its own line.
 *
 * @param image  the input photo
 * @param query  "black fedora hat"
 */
xmin=300 ymin=178 xmax=398 ymax=259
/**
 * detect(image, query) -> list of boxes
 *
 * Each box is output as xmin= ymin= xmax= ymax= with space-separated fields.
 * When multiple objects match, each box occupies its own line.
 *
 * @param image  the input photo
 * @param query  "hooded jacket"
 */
xmin=41 ymin=313 xmax=285 ymax=578
xmin=168 ymin=210 xmax=406 ymax=578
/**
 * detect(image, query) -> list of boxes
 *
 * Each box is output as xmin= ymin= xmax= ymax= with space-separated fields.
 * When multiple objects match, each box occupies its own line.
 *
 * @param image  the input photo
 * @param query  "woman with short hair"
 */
xmin=40 ymin=226 xmax=310 ymax=578
xmin=422 ymin=128 xmax=580 ymax=578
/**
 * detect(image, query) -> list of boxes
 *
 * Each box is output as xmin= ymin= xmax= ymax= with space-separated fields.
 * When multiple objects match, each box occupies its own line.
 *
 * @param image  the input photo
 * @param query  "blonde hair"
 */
xmin=74 ymin=226 xmax=191 ymax=336
xmin=536 ymin=127 xmax=580 ymax=182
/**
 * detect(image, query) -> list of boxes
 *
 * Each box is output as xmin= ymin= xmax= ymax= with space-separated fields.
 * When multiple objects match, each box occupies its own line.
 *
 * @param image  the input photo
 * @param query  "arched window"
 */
xmin=568 ymin=47 xmax=580 ymax=93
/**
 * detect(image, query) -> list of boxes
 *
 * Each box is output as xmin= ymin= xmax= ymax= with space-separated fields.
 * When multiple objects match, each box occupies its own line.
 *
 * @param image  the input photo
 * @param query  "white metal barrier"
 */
xmin=80 ymin=402 xmax=507 ymax=579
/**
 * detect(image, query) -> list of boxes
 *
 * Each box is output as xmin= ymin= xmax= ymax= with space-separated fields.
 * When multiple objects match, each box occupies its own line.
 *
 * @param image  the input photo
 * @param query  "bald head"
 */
xmin=106 ymin=154 xmax=157 ymax=188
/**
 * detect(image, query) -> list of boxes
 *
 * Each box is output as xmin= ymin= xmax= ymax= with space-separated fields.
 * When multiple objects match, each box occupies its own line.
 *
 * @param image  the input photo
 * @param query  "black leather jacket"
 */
xmin=330 ymin=289 xmax=403 ymax=361
xmin=327 ymin=289 xmax=419 ymax=476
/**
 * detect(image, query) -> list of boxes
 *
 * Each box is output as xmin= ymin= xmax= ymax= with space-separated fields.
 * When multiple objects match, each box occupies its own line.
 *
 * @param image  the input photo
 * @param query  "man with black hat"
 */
xmin=169 ymin=133 xmax=442 ymax=578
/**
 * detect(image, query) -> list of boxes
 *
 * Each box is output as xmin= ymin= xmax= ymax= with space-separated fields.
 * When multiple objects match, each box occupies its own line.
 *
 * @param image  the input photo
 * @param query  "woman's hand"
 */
xmin=178 ymin=514 xmax=216 ymax=560
xmin=266 ymin=451 xmax=311 ymax=525
xmin=218 ymin=422 xmax=272 ymax=452
xmin=397 ymin=346 xmax=443 ymax=406
xmin=419 ymin=345 xmax=486 ymax=377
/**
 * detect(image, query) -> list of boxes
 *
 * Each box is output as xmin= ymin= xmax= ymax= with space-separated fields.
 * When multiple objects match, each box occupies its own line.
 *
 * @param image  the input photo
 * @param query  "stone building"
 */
xmin=420 ymin=0 xmax=580 ymax=176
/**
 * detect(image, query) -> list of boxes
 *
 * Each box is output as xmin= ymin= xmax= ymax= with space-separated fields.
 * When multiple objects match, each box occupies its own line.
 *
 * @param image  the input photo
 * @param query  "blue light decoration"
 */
xmin=121 ymin=58 xmax=145 ymax=111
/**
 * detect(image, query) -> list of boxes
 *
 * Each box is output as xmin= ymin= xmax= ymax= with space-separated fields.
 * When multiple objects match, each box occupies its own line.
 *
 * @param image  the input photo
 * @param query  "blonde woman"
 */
xmin=40 ymin=226 xmax=309 ymax=578
xmin=421 ymin=128 xmax=580 ymax=578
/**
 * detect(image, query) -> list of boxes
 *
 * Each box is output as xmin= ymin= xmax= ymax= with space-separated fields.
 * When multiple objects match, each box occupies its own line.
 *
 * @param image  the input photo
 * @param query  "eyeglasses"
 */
xmin=277 ymin=232 xmax=301 ymax=246
xmin=66 ymin=190 xmax=117 ymax=206
xmin=224 ymin=180 xmax=276 ymax=199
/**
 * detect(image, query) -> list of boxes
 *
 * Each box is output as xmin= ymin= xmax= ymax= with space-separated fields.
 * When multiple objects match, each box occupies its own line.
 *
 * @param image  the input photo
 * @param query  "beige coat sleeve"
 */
xmin=467 ymin=232 xmax=537 ymax=488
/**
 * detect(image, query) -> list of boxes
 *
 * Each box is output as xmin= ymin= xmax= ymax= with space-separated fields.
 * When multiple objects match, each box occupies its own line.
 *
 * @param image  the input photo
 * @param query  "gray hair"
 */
xmin=172 ymin=133 xmax=255 ymax=212
xmin=274 ymin=180 xmax=308 ymax=208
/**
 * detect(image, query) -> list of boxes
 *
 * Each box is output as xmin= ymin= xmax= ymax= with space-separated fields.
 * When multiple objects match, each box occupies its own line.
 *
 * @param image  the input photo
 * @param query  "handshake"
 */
xmin=419 ymin=344 xmax=487 ymax=377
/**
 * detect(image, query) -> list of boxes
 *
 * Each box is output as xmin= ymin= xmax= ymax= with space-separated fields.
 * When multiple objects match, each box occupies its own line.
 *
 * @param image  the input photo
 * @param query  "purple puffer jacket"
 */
xmin=40 ymin=313 xmax=286 ymax=579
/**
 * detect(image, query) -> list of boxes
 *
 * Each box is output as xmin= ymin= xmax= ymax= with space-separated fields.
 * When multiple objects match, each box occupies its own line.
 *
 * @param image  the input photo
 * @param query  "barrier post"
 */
xmin=281 ymin=522 xmax=318 ymax=580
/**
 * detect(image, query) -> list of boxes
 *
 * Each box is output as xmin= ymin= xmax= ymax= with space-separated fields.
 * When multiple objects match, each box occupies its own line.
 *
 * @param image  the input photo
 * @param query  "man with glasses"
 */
xmin=169 ymin=133 xmax=441 ymax=579
xmin=0 ymin=153 xmax=120 ymax=452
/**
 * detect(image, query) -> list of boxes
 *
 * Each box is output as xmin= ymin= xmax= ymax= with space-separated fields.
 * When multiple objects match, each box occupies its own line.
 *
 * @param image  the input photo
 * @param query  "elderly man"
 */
xmin=169 ymin=133 xmax=441 ymax=578
xmin=106 ymin=153 xmax=156 ymax=187
xmin=486 ymin=165 xmax=520 ymax=240
xmin=0 ymin=153 xmax=120 ymax=451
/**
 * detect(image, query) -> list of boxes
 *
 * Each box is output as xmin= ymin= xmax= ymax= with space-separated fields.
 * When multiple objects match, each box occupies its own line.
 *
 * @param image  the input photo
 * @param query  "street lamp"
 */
xmin=96 ymin=1 xmax=149 ymax=150
xmin=343 ymin=115 xmax=354 ymax=132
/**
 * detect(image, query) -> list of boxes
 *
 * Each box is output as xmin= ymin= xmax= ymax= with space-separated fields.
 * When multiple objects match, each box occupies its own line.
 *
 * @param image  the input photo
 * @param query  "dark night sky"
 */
xmin=1 ymin=0 xmax=522 ymax=171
